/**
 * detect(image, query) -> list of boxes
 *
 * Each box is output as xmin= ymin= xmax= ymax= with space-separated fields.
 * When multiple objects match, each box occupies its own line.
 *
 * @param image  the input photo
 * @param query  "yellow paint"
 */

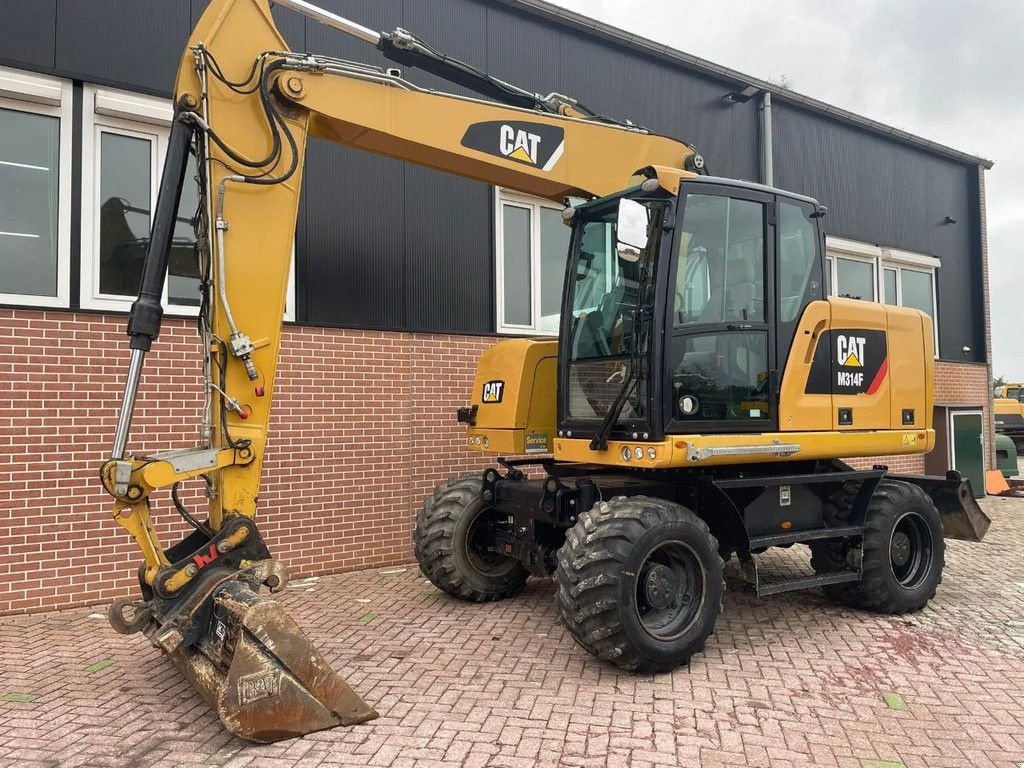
xmin=778 ymin=298 xmax=932 ymax=433
xmin=550 ymin=429 xmax=933 ymax=469
xmin=467 ymin=339 xmax=558 ymax=454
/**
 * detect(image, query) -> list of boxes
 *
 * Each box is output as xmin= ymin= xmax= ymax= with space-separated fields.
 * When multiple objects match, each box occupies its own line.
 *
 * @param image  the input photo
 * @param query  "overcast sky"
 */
xmin=549 ymin=0 xmax=1023 ymax=380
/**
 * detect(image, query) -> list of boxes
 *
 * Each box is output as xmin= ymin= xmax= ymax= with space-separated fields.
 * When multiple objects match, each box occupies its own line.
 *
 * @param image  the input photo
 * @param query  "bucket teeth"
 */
xmin=170 ymin=579 xmax=377 ymax=743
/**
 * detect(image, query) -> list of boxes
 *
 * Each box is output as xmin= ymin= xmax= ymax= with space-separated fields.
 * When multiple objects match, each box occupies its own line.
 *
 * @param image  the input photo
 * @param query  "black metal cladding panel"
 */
xmin=296 ymin=0 xmax=403 ymax=329
xmin=401 ymin=0 xmax=493 ymax=334
xmin=403 ymin=166 xmax=493 ymax=334
xmin=304 ymin=0 xmax=401 ymax=63
xmin=772 ymin=102 xmax=983 ymax=362
xmin=300 ymin=142 xmax=405 ymax=329
xmin=554 ymin=27 xmax=760 ymax=182
xmin=484 ymin=2 xmax=564 ymax=103
xmin=54 ymin=1 xmax=191 ymax=95
xmin=0 ymin=0 xmax=57 ymax=71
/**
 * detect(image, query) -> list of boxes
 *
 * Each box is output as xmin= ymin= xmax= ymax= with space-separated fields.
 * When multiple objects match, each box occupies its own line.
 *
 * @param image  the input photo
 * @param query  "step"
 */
xmin=747 ymin=525 xmax=862 ymax=549
xmin=756 ymin=570 xmax=860 ymax=597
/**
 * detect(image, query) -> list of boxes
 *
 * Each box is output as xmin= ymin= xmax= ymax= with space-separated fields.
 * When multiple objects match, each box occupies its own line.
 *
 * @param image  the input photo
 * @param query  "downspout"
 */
xmin=761 ymin=91 xmax=774 ymax=187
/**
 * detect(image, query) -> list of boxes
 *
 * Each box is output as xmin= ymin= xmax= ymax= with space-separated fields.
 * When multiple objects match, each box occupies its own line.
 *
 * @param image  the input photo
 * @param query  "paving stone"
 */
xmin=1 ymin=496 xmax=1023 ymax=766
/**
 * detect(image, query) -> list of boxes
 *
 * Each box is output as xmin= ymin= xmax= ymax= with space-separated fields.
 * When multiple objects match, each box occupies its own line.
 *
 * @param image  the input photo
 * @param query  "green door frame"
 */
xmin=950 ymin=409 xmax=985 ymax=498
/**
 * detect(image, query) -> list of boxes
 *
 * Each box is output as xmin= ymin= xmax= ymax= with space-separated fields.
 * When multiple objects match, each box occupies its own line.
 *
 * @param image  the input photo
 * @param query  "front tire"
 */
xmin=414 ymin=475 xmax=528 ymax=602
xmin=554 ymin=496 xmax=724 ymax=673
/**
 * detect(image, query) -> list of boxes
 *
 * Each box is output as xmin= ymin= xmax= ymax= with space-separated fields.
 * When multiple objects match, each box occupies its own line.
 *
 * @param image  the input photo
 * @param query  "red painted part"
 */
xmin=866 ymin=357 xmax=889 ymax=396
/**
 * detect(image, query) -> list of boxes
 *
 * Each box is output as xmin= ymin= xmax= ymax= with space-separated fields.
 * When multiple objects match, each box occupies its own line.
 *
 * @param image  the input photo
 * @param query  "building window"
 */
xmin=0 ymin=67 xmax=72 ymax=308
xmin=80 ymin=86 xmax=295 ymax=318
xmin=495 ymin=190 xmax=570 ymax=334
xmin=826 ymin=236 xmax=939 ymax=352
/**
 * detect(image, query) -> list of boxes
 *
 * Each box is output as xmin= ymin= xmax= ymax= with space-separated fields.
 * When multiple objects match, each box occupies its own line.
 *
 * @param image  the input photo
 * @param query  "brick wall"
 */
xmin=0 ymin=309 xmax=495 ymax=614
xmin=0 ymin=311 xmax=994 ymax=614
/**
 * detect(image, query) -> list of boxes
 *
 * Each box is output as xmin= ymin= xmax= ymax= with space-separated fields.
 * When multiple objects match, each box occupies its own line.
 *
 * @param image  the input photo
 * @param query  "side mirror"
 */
xmin=616 ymin=198 xmax=648 ymax=262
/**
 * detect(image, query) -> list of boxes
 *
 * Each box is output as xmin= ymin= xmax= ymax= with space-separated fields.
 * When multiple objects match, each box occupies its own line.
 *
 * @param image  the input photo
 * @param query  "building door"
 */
xmin=950 ymin=411 xmax=985 ymax=498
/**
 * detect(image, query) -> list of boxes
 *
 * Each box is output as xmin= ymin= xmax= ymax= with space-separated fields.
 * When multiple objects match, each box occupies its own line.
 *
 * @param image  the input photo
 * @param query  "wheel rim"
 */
xmin=634 ymin=540 xmax=706 ymax=641
xmin=889 ymin=511 xmax=934 ymax=589
xmin=463 ymin=502 xmax=518 ymax=579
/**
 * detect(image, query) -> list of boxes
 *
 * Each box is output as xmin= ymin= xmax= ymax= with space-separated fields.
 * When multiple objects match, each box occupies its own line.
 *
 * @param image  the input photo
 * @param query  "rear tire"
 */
xmin=554 ymin=495 xmax=724 ymax=673
xmin=814 ymin=479 xmax=944 ymax=613
xmin=414 ymin=475 xmax=528 ymax=602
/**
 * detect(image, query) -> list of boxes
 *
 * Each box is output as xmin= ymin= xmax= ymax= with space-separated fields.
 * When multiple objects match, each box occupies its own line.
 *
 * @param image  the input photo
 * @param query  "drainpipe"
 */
xmin=761 ymin=91 xmax=774 ymax=187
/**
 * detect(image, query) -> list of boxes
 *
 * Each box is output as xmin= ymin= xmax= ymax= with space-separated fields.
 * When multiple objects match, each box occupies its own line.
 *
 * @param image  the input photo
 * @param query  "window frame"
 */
xmin=0 ymin=66 xmax=73 ymax=308
xmin=494 ymin=188 xmax=569 ymax=336
xmin=825 ymin=235 xmax=939 ymax=354
xmin=80 ymin=85 xmax=295 ymax=320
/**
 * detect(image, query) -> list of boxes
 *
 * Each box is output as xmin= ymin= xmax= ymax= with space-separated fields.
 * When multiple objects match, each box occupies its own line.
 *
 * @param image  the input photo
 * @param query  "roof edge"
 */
xmin=499 ymin=0 xmax=994 ymax=170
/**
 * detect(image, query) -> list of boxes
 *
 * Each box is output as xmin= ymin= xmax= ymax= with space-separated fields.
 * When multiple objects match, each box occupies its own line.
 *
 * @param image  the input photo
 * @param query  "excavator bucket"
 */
xmin=168 ymin=580 xmax=377 ymax=743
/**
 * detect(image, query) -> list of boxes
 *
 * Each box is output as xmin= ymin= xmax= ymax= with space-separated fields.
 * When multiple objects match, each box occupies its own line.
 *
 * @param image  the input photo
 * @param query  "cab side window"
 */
xmin=778 ymin=202 xmax=819 ymax=322
xmin=674 ymin=194 xmax=764 ymax=326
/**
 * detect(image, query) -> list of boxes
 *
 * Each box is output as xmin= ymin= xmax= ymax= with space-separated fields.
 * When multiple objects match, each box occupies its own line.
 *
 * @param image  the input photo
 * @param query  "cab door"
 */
xmin=775 ymin=199 xmax=826 ymax=377
xmin=664 ymin=185 xmax=777 ymax=433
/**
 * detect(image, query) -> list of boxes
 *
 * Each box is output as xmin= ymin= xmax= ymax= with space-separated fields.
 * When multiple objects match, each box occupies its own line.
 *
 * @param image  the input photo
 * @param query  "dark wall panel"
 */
xmin=401 ymin=0 xmax=493 ymax=334
xmin=403 ymin=167 xmax=493 ymax=334
xmin=300 ymin=143 xmax=405 ymax=329
xmin=555 ymin=26 xmax=759 ymax=182
xmin=772 ymin=102 xmax=982 ymax=362
xmin=298 ymin=0 xmax=405 ymax=329
xmin=0 ymin=0 xmax=56 ymax=71
xmin=55 ymin=0 xmax=191 ymax=96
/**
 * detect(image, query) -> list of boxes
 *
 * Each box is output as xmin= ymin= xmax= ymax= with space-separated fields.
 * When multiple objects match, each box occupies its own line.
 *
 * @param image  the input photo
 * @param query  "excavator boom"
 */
xmin=99 ymin=0 xmax=699 ymax=743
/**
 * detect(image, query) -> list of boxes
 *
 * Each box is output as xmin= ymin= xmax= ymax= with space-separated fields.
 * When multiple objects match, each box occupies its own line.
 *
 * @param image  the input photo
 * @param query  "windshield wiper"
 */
xmin=589 ymin=279 xmax=648 ymax=452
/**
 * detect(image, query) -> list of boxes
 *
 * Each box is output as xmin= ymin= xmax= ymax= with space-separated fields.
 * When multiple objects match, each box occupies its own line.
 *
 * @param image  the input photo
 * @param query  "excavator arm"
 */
xmin=98 ymin=0 xmax=699 ymax=743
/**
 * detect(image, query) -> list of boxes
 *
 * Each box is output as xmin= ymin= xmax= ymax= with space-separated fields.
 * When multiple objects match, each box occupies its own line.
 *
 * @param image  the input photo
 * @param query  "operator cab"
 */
xmin=559 ymin=174 xmax=827 ymax=448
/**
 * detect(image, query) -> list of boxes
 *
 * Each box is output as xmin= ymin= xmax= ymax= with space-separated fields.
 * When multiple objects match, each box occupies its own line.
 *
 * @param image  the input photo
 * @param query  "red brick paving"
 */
xmin=1 ymin=496 xmax=1023 ymax=768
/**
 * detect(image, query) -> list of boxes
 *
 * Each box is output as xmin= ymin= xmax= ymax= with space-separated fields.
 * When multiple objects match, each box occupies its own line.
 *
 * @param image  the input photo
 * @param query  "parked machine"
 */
xmin=994 ymin=384 xmax=1024 ymax=453
xmin=99 ymin=0 xmax=989 ymax=744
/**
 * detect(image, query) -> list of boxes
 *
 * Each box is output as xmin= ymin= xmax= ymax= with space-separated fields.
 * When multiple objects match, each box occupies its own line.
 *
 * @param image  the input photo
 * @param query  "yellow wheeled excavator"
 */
xmin=994 ymin=383 xmax=1024 ymax=452
xmin=100 ymin=0 xmax=989 ymax=744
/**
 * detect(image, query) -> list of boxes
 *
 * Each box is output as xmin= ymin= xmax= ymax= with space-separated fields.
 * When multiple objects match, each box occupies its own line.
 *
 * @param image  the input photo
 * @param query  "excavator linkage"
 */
xmin=99 ymin=0 xmax=695 ymax=743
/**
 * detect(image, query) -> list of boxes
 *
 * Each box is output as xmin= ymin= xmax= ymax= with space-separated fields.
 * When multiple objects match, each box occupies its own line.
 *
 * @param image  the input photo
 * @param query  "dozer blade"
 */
xmin=890 ymin=471 xmax=991 ymax=542
xmin=170 ymin=579 xmax=377 ymax=743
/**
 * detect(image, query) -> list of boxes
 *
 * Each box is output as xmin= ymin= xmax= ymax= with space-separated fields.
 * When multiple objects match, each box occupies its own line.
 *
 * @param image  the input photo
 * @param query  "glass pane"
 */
xmin=502 ymin=204 xmax=531 ymax=326
xmin=883 ymin=268 xmax=897 ymax=305
xmin=0 ymin=108 xmax=60 ymax=297
xmin=538 ymin=207 xmax=570 ymax=334
xmin=777 ymin=202 xmax=818 ymax=322
xmin=675 ymin=194 xmax=764 ymax=325
xmin=167 ymin=154 xmax=202 ymax=307
xmin=565 ymin=192 xmax=666 ymax=424
xmin=671 ymin=331 xmax=771 ymax=421
xmin=99 ymin=132 xmax=152 ymax=296
xmin=825 ymin=256 xmax=832 ymax=296
xmin=567 ymin=358 xmax=648 ymax=421
xmin=836 ymin=257 xmax=874 ymax=301
xmin=901 ymin=269 xmax=934 ymax=317
xmin=571 ymin=219 xmax=616 ymax=315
